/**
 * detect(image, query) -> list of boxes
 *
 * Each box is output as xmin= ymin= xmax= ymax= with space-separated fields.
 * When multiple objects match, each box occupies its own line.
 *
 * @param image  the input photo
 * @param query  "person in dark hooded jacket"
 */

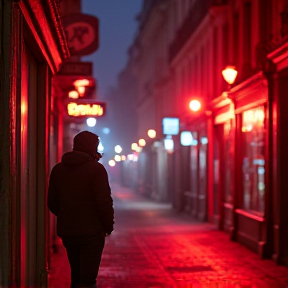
xmin=48 ymin=131 xmax=114 ymax=288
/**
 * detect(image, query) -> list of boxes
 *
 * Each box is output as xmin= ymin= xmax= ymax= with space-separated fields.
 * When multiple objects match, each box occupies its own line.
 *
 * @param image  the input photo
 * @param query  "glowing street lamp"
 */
xmin=131 ymin=143 xmax=138 ymax=151
xmin=114 ymin=155 xmax=121 ymax=162
xmin=108 ymin=160 xmax=116 ymax=167
xmin=138 ymin=139 xmax=146 ymax=147
xmin=147 ymin=129 xmax=156 ymax=138
xmin=115 ymin=145 xmax=122 ymax=154
xmin=189 ymin=99 xmax=201 ymax=112
xmin=222 ymin=66 xmax=238 ymax=87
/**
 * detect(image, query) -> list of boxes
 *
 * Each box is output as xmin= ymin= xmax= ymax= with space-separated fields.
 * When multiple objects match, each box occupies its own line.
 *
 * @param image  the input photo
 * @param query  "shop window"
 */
xmin=241 ymin=106 xmax=265 ymax=215
xmin=224 ymin=119 xmax=234 ymax=204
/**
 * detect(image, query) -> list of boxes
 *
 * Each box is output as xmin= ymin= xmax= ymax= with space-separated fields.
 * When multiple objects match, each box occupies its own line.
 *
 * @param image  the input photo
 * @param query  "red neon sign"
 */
xmin=67 ymin=101 xmax=106 ymax=117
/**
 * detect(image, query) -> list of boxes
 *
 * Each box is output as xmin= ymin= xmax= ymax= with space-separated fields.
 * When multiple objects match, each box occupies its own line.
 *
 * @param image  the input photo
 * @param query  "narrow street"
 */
xmin=49 ymin=184 xmax=288 ymax=288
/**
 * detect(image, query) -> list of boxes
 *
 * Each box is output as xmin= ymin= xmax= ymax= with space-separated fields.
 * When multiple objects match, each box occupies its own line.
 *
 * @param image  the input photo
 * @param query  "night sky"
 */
xmin=82 ymin=0 xmax=143 ymax=98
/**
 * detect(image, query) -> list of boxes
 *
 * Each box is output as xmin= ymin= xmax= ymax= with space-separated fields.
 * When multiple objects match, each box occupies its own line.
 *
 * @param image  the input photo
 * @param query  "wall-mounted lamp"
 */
xmin=73 ymin=79 xmax=90 ymax=97
xmin=189 ymin=99 xmax=201 ymax=112
xmin=222 ymin=66 xmax=238 ymax=89
xmin=69 ymin=90 xmax=79 ymax=99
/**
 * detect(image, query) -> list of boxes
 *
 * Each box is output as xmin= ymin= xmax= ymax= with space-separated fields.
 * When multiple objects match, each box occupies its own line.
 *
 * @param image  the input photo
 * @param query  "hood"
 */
xmin=61 ymin=151 xmax=94 ymax=166
xmin=72 ymin=131 xmax=99 ymax=157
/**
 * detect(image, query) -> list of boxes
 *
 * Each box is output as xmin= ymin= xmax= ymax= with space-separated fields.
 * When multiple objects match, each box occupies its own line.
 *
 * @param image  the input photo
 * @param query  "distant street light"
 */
xmin=114 ymin=155 xmax=121 ymax=162
xmin=108 ymin=160 xmax=116 ymax=167
xmin=115 ymin=145 xmax=122 ymax=153
xmin=189 ymin=99 xmax=201 ymax=112
xmin=147 ymin=129 xmax=156 ymax=138
xmin=138 ymin=139 xmax=146 ymax=147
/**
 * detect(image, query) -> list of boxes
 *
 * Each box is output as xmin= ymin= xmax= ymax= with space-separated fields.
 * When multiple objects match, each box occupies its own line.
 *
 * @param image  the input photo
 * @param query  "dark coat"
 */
xmin=48 ymin=150 xmax=114 ymax=237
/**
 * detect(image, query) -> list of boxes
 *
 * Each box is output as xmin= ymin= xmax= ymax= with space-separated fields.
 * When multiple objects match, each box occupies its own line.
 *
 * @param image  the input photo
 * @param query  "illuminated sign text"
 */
xmin=67 ymin=102 xmax=105 ymax=117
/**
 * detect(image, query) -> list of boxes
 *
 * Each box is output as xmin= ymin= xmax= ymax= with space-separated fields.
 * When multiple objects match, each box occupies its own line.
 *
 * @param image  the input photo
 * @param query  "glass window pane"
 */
xmin=241 ymin=106 xmax=265 ymax=215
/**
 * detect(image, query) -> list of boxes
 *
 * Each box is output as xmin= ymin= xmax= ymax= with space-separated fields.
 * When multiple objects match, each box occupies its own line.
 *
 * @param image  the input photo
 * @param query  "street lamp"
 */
xmin=131 ymin=143 xmax=138 ymax=151
xmin=108 ymin=159 xmax=116 ymax=167
xmin=115 ymin=145 xmax=122 ymax=154
xmin=189 ymin=99 xmax=201 ymax=112
xmin=138 ymin=138 xmax=146 ymax=147
xmin=147 ymin=129 xmax=156 ymax=138
xmin=222 ymin=66 xmax=238 ymax=89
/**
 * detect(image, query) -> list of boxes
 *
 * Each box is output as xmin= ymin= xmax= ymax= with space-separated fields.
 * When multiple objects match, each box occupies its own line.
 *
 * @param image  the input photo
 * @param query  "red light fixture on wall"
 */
xmin=73 ymin=79 xmax=90 ymax=97
xmin=222 ymin=66 xmax=238 ymax=86
xmin=189 ymin=99 xmax=201 ymax=112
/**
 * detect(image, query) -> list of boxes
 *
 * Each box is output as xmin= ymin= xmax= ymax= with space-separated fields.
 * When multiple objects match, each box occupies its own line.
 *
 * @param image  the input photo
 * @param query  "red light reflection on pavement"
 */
xmin=49 ymin=184 xmax=288 ymax=288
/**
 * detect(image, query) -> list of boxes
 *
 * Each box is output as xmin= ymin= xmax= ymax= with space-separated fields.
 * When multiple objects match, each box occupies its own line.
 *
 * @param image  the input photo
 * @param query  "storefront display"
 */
xmin=241 ymin=106 xmax=265 ymax=215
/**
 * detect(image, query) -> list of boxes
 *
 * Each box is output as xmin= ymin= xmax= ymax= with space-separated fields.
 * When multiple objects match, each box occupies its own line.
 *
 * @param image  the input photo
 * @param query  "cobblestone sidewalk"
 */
xmin=48 ymin=184 xmax=288 ymax=288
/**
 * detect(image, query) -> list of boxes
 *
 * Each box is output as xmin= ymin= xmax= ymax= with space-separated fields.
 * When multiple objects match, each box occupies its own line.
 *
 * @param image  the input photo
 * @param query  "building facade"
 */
xmin=0 ymin=0 xmax=69 ymax=286
xmin=128 ymin=0 xmax=288 ymax=266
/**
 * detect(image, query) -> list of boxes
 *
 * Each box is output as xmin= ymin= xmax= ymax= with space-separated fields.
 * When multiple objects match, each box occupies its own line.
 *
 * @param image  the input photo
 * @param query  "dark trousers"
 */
xmin=62 ymin=233 xmax=105 ymax=288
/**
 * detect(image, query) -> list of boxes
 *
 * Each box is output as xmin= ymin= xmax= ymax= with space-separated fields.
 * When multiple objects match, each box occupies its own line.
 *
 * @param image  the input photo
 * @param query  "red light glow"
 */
xmin=73 ymin=79 xmax=90 ymax=87
xmin=189 ymin=100 xmax=201 ymax=112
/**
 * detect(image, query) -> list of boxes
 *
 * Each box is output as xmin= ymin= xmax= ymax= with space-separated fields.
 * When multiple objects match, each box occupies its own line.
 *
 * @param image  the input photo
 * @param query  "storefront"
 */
xmin=0 ymin=1 xmax=69 ymax=286
xmin=229 ymin=72 xmax=269 ymax=256
xmin=181 ymin=118 xmax=209 ymax=221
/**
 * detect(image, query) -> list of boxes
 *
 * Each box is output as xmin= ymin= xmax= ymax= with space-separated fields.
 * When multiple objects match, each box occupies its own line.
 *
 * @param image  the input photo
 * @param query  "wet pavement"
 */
xmin=48 ymin=183 xmax=288 ymax=288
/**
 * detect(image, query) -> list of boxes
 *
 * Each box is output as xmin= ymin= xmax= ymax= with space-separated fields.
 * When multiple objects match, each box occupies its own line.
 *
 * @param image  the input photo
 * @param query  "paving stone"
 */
xmin=49 ymin=184 xmax=288 ymax=288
